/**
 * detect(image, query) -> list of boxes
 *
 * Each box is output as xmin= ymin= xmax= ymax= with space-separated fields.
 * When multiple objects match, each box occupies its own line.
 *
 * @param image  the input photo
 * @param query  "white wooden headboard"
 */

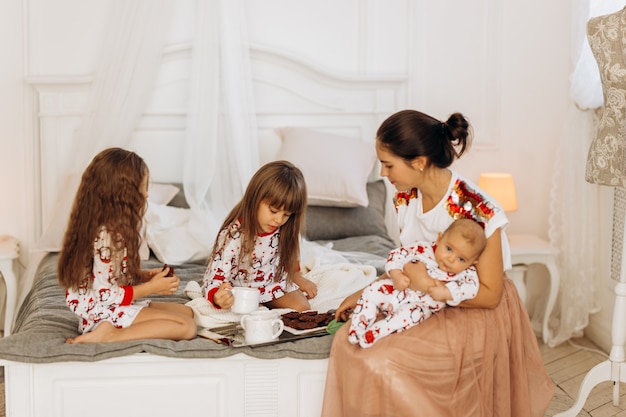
xmin=25 ymin=45 xmax=408 ymax=243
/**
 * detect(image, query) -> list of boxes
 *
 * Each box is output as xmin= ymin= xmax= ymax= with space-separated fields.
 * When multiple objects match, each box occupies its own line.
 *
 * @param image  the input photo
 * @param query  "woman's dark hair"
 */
xmin=376 ymin=109 xmax=473 ymax=168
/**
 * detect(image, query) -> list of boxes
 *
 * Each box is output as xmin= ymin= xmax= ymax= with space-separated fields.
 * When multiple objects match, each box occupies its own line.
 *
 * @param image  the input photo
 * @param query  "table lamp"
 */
xmin=477 ymin=172 xmax=518 ymax=212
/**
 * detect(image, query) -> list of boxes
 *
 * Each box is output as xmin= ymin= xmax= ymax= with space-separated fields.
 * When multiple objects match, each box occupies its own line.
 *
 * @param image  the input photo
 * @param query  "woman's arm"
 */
xmin=404 ymin=261 xmax=438 ymax=292
xmin=335 ymin=290 xmax=361 ymax=322
xmin=459 ymin=229 xmax=504 ymax=309
xmin=402 ymin=228 xmax=505 ymax=309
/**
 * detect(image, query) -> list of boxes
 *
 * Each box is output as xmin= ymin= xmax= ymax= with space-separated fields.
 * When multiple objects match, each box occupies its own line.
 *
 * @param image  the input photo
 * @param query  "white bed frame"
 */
xmin=3 ymin=45 xmax=406 ymax=417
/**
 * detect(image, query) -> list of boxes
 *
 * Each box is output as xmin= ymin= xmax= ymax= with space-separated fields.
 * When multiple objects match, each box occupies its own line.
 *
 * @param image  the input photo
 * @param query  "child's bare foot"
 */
xmin=66 ymin=322 xmax=117 ymax=344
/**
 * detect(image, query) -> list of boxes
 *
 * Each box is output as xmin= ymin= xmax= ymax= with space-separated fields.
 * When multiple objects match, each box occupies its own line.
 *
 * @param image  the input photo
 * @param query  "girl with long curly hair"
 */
xmin=58 ymin=147 xmax=196 ymax=344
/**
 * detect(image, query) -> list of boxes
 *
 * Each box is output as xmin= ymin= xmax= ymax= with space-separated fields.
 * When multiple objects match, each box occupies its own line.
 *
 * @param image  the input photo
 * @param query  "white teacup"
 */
xmin=240 ymin=313 xmax=284 ymax=345
xmin=231 ymin=287 xmax=260 ymax=314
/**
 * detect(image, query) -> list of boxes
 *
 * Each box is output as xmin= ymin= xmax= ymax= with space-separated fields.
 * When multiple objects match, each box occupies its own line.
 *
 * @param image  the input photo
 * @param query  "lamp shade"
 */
xmin=477 ymin=172 xmax=518 ymax=212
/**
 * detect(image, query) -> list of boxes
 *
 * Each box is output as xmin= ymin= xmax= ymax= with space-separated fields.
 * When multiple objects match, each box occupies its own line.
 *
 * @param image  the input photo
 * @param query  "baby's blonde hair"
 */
xmin=444 ymin=218 xmax=487 ymax=260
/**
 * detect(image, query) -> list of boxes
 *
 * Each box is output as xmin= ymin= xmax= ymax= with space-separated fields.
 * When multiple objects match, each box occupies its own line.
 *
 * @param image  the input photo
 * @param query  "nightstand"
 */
xmin=507 ymin=233 xmax=559 ymax=345
xmin=0 ymin=235 xmax=20 ymax=336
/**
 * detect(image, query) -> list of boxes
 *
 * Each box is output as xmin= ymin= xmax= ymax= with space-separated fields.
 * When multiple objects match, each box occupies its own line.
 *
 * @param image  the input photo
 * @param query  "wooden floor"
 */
xmin=543 ymin=336 xmax=626 ymax=416
xmin=0 ymin=336 xmax=622 ymax=417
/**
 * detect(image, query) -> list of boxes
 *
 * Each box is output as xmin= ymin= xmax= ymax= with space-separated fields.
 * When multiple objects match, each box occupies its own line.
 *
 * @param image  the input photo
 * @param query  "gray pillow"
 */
xmin=167 ymin=183 xmax=189 ymax=208
xmin=163 ymin=180 xmax=393 ymax=244
xmin=304 ymin=180 xmax=391 ymax=242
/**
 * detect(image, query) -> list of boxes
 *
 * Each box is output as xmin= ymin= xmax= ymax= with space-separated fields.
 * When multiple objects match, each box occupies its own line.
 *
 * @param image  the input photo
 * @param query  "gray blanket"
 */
xmin=0 ymin=253 xmax=334 ymax=363
xmin=0 ymin=233 xmax=394 ymax=364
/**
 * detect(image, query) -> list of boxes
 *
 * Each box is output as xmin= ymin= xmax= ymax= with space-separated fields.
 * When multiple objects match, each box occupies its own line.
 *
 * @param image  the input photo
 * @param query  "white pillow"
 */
xmin=275 ymin=127 xmax=376 ymax=207
xmin=144 ymin=203 xmax=210 ymax=265
xmin=149 ymin=183 xmax=180 ymax=205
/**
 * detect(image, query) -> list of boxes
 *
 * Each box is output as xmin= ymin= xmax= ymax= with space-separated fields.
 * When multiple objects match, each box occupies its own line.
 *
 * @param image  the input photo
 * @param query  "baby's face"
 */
xmin=434 ymin=231 xmax=479 ymax=274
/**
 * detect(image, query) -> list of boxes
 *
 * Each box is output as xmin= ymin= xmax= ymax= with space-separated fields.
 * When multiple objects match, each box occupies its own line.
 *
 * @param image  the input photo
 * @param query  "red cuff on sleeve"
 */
xmin=120 ymin=285 xmax=134 ymax=306
xmin=207 ymin=287 xmax=221 ymax=309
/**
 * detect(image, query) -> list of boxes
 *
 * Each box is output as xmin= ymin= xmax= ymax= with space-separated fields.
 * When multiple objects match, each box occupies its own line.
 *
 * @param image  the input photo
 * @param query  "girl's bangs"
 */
xmin=266 ymin=186 xmax=305 ymax=214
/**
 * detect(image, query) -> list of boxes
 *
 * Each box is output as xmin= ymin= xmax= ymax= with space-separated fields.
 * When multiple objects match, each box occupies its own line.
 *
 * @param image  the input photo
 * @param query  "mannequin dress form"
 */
xmin=556 ymin=7 xmax=626 ymax=416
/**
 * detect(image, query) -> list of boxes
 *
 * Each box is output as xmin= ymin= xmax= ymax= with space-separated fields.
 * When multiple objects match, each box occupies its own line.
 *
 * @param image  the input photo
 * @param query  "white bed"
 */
xmin=0 ymin=46 xmax=407 ymax=417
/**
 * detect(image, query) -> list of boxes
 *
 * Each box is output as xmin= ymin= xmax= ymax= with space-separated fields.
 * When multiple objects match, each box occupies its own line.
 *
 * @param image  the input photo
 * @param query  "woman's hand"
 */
xmin=335 ymin=291 xmax=361 ymax=322
xmin=404 ymin=261 xmax=437 ymax=293
xmin=460 ymin=229 xmax=505 ymax=309
xmin=389 ymin=269 xmax=410 ymax=291
xmin=429 ymin=285 xmax=452 ymax=302
xmin=335 ymin=273 xmax=391 ymax=322
xmin=214 ymin=283 xmax=234 ymax=309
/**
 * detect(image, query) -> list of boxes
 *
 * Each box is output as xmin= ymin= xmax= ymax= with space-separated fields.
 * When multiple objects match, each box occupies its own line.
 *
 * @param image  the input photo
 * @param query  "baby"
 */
xmin=348 ymin=218 xmax=487 ymax=348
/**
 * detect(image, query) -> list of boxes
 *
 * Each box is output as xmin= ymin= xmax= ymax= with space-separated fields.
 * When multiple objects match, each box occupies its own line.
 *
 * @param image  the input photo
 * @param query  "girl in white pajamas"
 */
xmin=203 ymin=160 xmax=318 ymax=312
xmin=58 ymin=147 xmax=196 ymax=344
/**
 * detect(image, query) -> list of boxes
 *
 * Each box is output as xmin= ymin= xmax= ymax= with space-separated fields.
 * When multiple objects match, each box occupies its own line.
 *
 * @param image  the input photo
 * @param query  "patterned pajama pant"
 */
xmin=348 ymin=278 xmax=433 ymax=348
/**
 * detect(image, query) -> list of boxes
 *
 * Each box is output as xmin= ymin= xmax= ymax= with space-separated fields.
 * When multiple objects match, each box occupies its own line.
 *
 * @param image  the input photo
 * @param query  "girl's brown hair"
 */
xmin=209 ymin=160 xmax=307 ymax=282
xmin=58 ymin=147 xmax=149 ymax=290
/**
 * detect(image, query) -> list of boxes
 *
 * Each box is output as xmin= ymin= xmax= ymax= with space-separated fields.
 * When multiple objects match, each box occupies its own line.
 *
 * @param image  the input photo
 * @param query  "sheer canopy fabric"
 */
xmin=546 ymin=0 xmax=624 ymax=347
xmin=183 ymin=0 xmax=259 ymax=247
xmin=36 ymin=0 xmax=177 ymax=254
xmin=73 ymin=2 xmax=177 ymax=168
xmin=36 ymin=0 xmax=258 ymax=257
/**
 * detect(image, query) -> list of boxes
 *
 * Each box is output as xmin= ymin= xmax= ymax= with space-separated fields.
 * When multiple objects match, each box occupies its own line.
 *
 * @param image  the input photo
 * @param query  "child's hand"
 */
xmin=161 ymin=264 xmax=175 ymax=277
xmin=214 ymin=283 xmax=234 ymax=309
xmin=292 ymin=271 xmax=318 ymax=299
xmin=298 ymin=277 xmax=318 ymax=299
xmin=389 ymin=269 xmax=410 ymax=291
xmin=428 ymin=284 xmax=452 ymax=302
xmin=139 ymin=266 xmax=168 ymax=283
xmin=147 ymin=268 xmax=180 ymax=295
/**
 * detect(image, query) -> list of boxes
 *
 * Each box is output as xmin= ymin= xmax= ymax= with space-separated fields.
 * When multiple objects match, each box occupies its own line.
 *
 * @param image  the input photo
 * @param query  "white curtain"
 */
xmin=36 ymin=0 xmax=257 ymax=255
xmin=36 ymin=0 xmax=177 ymax=252
xmin=73 ymin=2 xmax=177 ymax=170
xmin=545 ymin=0 xmax=625 ymax=347
xmin=183 ymin=0 xmax=259 ymax=248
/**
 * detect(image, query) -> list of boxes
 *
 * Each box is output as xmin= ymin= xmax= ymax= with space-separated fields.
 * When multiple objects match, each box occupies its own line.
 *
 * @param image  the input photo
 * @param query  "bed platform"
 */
xmin=1 ymin=45 xmax=407 ymax=417
xmin=2 ymin=254 xmax=333 ymax=417
xmin=1 ymin=235 xmax=390 ymax=417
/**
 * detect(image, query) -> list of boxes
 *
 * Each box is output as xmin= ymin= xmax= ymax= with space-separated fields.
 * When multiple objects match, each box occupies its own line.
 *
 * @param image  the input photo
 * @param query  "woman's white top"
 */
xmin=394 ymin=170 xmax=512 ymax=271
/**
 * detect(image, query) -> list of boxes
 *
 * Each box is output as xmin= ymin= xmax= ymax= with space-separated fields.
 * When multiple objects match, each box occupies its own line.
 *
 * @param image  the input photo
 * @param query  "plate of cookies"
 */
xmin=280 ymin=310 xmax=335 ymax=335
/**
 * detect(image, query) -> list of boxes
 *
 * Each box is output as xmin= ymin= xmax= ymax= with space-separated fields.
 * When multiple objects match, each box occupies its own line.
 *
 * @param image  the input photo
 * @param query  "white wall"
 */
xmin=0 ymin=1 xmax=26 ymax=251
xmin=1 ymin=0 xmax=595 ymax=344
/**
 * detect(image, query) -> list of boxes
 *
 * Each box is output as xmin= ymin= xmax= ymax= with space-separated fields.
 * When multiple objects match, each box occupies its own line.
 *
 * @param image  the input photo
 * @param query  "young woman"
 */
xmin=321 ymin=110 xmax=554 ymax=416
xmin=58 ymin=147 xmax=197 ymax=344
xmin=202 ymin=160 xmax=318 ymax=312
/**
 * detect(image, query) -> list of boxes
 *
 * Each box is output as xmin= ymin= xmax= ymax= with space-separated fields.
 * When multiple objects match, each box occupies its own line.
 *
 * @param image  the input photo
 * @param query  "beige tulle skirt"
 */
xmin=321 ymin=279 xmax=554 ymax=417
